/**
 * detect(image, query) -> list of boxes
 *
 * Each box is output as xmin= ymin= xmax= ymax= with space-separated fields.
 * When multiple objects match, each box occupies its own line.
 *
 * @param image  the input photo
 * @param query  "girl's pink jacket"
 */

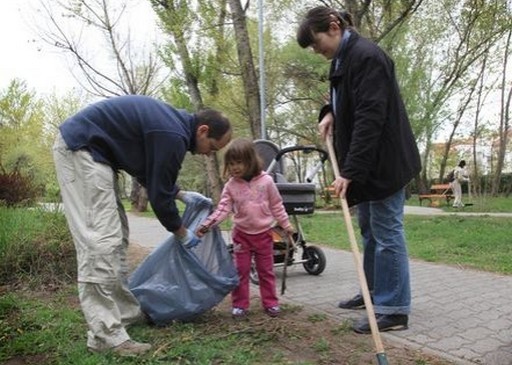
xmin=202 ymin=172 xmax=291 ymax=235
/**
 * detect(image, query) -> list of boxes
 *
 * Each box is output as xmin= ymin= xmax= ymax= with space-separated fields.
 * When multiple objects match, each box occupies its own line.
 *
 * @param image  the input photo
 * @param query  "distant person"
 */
xmin=297 ymin=6 xmax=421 ymax=333
xmin=451 ymin=160 xmax=469 ymax=208
xmin=196 ymin=138 xmax=294 ymax=318
xmin=52 ymin=95 xmax=232 ymax=356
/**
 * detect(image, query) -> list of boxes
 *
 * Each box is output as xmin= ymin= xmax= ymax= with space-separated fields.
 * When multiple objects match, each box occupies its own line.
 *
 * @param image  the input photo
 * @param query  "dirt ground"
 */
xmin=3 ymin=243 xmax=454 ymax=365
xmin=127 ymin=243 xmax=454 ymax=365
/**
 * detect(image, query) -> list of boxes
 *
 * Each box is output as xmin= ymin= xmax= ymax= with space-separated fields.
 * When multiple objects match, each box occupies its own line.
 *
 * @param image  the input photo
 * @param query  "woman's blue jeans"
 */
xmin=357 ymin=188 xmax=411 ymax=315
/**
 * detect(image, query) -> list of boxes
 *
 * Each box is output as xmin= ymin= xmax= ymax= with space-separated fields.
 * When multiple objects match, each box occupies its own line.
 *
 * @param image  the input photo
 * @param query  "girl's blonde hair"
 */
xmin=223 ymin=138 xmax=263 ymax=179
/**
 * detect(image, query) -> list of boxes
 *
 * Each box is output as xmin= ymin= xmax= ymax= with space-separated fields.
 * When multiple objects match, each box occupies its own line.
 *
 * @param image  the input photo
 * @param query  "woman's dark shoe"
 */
xmin=353 ymin=314 xmax=409 ymax=334
xmin=337 ymin=294 xmax=367 ymax=309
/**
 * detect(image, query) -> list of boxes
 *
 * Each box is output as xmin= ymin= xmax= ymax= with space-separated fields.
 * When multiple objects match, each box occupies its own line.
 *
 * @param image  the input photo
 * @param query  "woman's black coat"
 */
xmin=320 ymin=31 xmax=421 ymax=206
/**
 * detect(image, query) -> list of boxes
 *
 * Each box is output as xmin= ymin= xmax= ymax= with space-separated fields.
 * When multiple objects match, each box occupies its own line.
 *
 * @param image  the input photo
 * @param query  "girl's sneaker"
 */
xmin=231 ymin=307 xmax=247 ymax=318
xmin=265 ymin=306 xmax=280 ymax=317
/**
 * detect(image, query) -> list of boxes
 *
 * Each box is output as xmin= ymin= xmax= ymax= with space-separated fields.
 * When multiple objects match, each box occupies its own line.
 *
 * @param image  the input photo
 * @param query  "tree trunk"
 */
xmin=227 ymin=0 xmax=261 ymax=138
xmin=491 ymin=29 xmax=512 ymax=196
xmin=152 ymin=0 xmax=223 ymax=201
xmin=130 ymin=178 xmax=148 ymax=212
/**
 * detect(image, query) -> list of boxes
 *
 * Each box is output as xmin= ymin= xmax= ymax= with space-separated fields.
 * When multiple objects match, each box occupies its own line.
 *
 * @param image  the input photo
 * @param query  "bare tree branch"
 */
xmin=36 ymin=0 xmax=166 ymax=98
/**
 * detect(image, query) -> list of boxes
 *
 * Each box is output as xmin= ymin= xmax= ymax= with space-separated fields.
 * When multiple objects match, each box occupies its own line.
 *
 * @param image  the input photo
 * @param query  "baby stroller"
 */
xmin=249 ymin=139 xmax=329 ymax=285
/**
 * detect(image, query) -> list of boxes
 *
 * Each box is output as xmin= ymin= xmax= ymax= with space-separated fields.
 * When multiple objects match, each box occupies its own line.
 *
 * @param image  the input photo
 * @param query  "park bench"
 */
xmin=418 ymin=183 xmax=454 ymax=207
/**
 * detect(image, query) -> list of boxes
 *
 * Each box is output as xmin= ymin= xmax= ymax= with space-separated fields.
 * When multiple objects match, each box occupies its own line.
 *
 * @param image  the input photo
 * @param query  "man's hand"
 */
xmin=175 ymin=228 xmax=201 ymax=249
xmin=178 ymin=191 xmax=211 ymax=205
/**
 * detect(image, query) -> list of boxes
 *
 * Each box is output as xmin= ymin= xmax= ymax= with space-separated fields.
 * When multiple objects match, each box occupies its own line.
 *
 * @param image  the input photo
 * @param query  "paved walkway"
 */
xmin=127 ymin=207 xmax=512 ymax=365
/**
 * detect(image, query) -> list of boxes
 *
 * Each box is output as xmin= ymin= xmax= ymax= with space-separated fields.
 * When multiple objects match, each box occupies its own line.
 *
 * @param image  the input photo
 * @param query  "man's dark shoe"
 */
xmin=353 ymin=314 xmax=408 ymax=334
xmin=338 ymin=294 xmax=367 ymax=309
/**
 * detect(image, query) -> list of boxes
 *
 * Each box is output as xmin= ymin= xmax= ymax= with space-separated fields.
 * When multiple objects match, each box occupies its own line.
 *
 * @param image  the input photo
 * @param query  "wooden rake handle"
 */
xmin=325 ymin=137 xmax=386 ymax=357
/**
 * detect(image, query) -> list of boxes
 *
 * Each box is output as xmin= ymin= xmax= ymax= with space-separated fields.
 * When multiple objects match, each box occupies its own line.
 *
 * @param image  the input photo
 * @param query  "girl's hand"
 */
xmin=319 ymin=112 xmax=334 ymax=141
xmin=284 ymin=226 xmax=295 ymax=236
xmin=196 ymin=225 xmax=209 ymax=238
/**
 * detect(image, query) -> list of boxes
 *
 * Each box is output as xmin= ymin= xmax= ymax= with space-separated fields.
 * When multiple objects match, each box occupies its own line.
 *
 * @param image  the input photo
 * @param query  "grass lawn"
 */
xmin=299 ymin=213 xmax=512 ymax=275
xmin=406 ymin=193 xmax=512 ymax=212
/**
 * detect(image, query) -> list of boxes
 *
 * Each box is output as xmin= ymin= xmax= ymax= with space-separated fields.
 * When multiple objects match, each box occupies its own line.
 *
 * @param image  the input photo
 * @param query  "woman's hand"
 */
xmin=319 ymin=112 xmax=334 ymax=142
xmin=333 ymin=176 xmax=352 ymax=199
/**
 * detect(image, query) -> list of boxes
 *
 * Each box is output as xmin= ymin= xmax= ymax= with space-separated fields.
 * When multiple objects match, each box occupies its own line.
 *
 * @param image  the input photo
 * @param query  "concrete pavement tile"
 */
xmin=491 ymin=330 xmax=512 ymax=348
xmin=472 ymin=337 xmax=510 ymax=354
xmin=485 ymin=317 xmax=512 ymax=332
xmin=429 ymin=324 xmax=467 ymax=338
xmin=432 ymin=335 xmax=473 ymax=352
xmin=457 ymin=316 xmax=492 ymax=329
xmin=460 ymin=327 xmax=496 ymax=341
xmin=482 ymin=350 xmax=512 ymax=365
xmin=450 ymin=348 xmax=482 ymax=363
xmin=483 ymin=318 xmax=512 ymax=332
xmin=406 ymin=333 xmax=438 ymax=345
xmin=445 ymin=308 xmax=473 ymax=321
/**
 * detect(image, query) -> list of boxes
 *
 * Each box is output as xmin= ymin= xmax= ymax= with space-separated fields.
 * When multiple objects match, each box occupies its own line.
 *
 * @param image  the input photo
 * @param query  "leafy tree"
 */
xmin=36 ymin=0 xmax=167 ymax=211
xmin=41 ymin=91 xmax=90 ymax=200
xmin=491 ymin=27 xmax=512 ymax=196
xmin=401 ymin=0 xmax=511 ymax=190
xmin=0 ymin=80 xmax=48 ymax=200
xmin=150 ymin=0 xmax=233 ymax=201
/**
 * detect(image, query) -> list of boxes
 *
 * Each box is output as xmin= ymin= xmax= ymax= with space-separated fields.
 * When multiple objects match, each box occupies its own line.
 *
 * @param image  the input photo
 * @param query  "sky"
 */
xmin=0 ymin=0 xmax=159 ymax=96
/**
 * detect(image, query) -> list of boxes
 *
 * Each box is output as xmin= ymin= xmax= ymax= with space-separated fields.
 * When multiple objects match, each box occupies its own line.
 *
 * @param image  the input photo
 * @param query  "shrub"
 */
xmin=0 ymin=207 xmax=76 ymax=288
xmin=0 ymin=162 xmax=40 ymax=207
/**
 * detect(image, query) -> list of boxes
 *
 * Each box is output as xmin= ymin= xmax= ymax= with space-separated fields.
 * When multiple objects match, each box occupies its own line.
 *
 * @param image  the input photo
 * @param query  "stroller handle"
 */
xmin=274 ymin=145 xmax=329 ymax=163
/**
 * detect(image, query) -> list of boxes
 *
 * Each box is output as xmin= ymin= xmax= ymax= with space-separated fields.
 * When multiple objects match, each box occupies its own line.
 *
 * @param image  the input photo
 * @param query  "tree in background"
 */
xmin=401 ymin=0 xmax=511 ymax=193
xmin=35 ymin=0 xmax=167 ymax=211
xmin=491 ymin=27 xmax=512 ymax=196
xmin=0 ymin=80 xmax=46 ymax=204
xmin=9 ymin=0 xmax=512 ymax=200
xmin=41 ymin=90 xmax=91 ymax=200
xmin=150 ymin=0 xmax=232 ymax=202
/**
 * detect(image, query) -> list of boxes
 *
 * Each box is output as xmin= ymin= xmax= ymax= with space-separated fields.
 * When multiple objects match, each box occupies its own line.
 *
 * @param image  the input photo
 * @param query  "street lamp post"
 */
xmin=258 ymin=0 xmax=266 ymax=139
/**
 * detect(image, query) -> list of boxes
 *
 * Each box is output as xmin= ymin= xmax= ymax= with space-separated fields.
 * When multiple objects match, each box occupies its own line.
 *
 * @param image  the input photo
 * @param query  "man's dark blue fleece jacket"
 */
xmin=59 ymin=95 xmax=198 ymax=232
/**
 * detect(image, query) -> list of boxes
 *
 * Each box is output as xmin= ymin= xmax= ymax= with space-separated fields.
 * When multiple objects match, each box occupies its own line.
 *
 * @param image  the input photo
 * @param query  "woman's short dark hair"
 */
xmin=297 ymin=6 xmax=354 ymax=48
xmin=195 ymin=108 xmax=231 ymax=140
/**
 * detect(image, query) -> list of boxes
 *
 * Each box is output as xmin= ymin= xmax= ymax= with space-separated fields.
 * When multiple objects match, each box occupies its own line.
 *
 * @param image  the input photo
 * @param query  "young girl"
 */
xmin=196 ymin=138 xmax=294 ymax=318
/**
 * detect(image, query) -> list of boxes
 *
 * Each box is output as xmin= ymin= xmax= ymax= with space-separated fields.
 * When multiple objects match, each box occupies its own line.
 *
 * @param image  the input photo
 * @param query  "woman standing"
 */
xmin=297 ymin=6 xmax=421 ymax=334
xmin=451 ymin=160 xmax=469 ymax=208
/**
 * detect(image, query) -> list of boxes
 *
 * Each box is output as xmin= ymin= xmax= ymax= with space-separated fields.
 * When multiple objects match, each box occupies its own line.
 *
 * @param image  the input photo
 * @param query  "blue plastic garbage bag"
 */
xmin=128 ymin=198 xmax=239 ymax=326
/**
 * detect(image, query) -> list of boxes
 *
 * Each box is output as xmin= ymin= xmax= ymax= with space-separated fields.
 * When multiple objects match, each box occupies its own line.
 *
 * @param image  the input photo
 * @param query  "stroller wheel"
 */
xmin=302 ymin=245 xmax=326 ymax=275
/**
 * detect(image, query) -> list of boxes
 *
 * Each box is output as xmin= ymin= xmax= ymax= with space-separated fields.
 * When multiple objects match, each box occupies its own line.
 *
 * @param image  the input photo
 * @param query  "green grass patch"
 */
xmin=407 ymin=194 xmax=512 ymax=212
xmin=405 ymin=215 xmax=512 ymax=273
xmin=300 ymin=212 xmax=512 ymax=275
xmin=0 ymin=206 xmax=75 ymax=287
xmin=0 ymin=293 xmax=350 ymax=365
